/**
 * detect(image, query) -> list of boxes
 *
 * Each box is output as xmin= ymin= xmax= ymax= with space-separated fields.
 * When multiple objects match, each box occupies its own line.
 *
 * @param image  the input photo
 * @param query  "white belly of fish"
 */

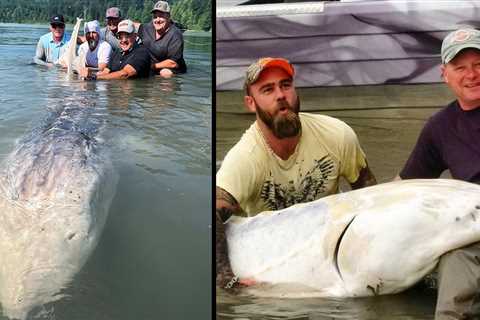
xmin=226 ymin=179 xmax=480 ymax=297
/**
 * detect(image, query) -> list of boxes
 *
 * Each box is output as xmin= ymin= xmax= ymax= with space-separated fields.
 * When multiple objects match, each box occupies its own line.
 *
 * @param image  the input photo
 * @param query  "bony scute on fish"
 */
xmin=226 ymin=179 xmax=480 ymax=298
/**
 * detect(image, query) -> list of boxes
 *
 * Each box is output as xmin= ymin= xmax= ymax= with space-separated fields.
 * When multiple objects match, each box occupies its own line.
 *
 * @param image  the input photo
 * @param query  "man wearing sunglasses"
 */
xmin=137 ymin=1 xmax=187 ymax=78
xmin=80 ymin=19 xmax=151 ymax=80
xmin=33 ymin=15 xmax=71 ymax=67
xmin=99 ymin=7 xmax=122 ymax=52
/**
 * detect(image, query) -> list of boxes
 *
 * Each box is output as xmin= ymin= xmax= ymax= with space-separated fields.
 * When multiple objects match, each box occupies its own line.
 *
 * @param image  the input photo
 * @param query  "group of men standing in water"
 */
xmin=33 ymin=1 xmax=186 ymax=80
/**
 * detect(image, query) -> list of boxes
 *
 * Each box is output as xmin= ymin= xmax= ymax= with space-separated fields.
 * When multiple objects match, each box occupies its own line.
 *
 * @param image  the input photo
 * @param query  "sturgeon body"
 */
xmin=227 ymin=179 xmax=480 ymax=297
xmin=0 ymin=59 xmax=117 ymax=320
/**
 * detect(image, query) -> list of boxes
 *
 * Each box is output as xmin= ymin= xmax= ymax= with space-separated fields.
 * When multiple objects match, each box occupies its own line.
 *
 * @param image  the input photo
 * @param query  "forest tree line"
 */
xmin=0 ymin=0 xmax=211 ymax=31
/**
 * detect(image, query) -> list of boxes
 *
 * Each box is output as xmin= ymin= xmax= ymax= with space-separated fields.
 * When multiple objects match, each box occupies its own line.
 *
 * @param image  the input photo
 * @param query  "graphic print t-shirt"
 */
xmin=216 ymin=113 xmax=367 ymax=216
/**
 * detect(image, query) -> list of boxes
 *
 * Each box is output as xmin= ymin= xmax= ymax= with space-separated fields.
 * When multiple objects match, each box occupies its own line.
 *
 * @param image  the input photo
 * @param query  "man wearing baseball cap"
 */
xmin=216 ymin=57 xmax=376 ymax=289
xmin=78 ymin=20 xmax=112 ymax=72
xmin=398 ymin=27 xmax=480 ymax=319
xmin=33 ymin=14 xmax=71 ymax=66
xmin=100 ymin=7 xmax=122 ymax=51
xmin=137 ymin=0 xmax=187 ymax=77
xmin=80 ymin=19 xmax=151 ymax=80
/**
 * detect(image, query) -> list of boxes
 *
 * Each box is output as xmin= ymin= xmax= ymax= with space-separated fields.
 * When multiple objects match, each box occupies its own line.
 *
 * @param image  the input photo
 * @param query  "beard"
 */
xmin=256 ymin=96 xmax=301 ymax=139
xmin=88 ymin=38 xmax=99 ymax=51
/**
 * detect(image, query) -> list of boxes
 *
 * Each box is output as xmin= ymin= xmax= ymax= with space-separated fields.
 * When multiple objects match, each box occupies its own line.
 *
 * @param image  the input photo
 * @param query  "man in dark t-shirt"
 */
xmin=400 ymin=100 xmax=480 ymax=182
xmin=80 ymin=19 xmax=151 ymax=80
xmin=137 ymin=1 xmax=187 ymax=78
xmin=398 ymin=27 xmax=480 ymax=320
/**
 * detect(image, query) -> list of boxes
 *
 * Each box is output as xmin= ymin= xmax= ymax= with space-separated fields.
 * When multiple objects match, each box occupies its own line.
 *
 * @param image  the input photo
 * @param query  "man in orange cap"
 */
xmin=216 ymin=57 xmax=376 ymax=289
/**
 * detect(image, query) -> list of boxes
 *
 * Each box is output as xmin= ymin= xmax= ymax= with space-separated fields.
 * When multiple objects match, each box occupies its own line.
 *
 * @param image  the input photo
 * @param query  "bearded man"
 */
xmin=78 ymin=20 xmax=112 ymax=72
xmin=216 ymin=57 xmax=377 ymax=289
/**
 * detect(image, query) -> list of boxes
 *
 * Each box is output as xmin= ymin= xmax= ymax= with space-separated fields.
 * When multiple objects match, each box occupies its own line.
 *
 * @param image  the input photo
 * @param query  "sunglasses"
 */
xmin=106 ymin=18 xmax=120 ymax=25
xmin=153 ymin=12 xmax=169 ymax=19
xmin=116 ymin=34 xmax=132 ymax=41
xmin=51 ymin=24 xmax=65 ymax=29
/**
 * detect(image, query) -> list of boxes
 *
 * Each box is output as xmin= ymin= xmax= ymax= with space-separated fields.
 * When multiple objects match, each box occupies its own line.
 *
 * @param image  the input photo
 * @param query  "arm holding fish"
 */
xmin=216 ymin=151 xmax=262 ymax=289
xmin=216 ymin=187 xmax=241 ymax=289
xmin=99 ymin=65 xmax=137 ymax=80
xmin=216 ymin=187 xmax=256 ymax=289
xmin=78 ymin=42 xmax=111 ymax=78
xmin=80 ymin=64 xmax=136 ymax=80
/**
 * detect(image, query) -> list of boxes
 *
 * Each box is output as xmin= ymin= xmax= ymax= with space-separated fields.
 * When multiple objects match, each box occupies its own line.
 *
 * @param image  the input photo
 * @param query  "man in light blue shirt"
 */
xmin=33 ymin=15 xmax=71 ymax=67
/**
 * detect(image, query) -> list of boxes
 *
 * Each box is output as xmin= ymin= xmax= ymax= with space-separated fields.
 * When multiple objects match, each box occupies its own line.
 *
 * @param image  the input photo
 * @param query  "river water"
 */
xmin=0 ymin=23 xmax=211 ymax=319
xmin=216 ymin=84 xmax=457 ymax=320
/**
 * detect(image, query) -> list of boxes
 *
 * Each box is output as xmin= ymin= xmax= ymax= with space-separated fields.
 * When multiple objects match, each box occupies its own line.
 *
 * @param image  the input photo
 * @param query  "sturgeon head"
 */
xmin=0 ymin=101 xmax=118 ymax=319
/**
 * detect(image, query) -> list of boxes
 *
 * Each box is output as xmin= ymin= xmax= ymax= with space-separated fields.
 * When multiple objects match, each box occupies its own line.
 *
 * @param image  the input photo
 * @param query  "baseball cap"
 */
xmin=50 ymin=15 xmax=65 ymax=26
xmin=84 ymin=20 xmax=100 ymax=34
xmin=441 ymin=27 xmax=480 ymax=64
xmin=244 ymin=57 xmax=295 ymax=91
xmin=151 ymin=1 xmax=171 ymax=13
xmin=106 ymin=7 xmax=121 ymax=18
xmin=117 ymin=19 xmax=135 ymax=34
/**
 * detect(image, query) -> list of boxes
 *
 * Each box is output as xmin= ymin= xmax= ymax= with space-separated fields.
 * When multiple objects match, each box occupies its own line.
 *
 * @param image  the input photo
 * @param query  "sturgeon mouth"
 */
xmin=333 ymin=216 xmax=356 ymax=281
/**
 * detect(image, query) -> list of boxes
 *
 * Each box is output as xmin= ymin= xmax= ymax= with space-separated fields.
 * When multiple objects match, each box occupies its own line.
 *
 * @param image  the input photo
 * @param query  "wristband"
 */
xmin=224 ymin=276 xmax=239 ymax=289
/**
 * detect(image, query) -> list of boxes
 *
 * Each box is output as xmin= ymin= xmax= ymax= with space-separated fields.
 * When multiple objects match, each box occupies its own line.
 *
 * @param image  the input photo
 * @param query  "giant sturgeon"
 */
xmin=226 ymin=179 xmax=480 ymax=297
xmin=0 ymin=19 xmax=117 ymax=319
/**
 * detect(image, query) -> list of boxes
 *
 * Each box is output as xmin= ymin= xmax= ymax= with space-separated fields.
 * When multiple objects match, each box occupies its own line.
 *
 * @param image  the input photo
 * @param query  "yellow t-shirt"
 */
xmin=216 ymin=113 xmax=367 ymax=216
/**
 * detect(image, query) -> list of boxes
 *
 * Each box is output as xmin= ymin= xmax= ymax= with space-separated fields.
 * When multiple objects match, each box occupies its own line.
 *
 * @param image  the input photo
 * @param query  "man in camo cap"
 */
xmin=398 ymin=26 xmax=480 ymax=319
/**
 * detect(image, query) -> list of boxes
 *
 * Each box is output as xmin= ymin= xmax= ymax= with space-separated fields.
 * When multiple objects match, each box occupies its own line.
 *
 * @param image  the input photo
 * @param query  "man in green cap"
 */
xmin=397 ymin=27 xmax=480 ymax=319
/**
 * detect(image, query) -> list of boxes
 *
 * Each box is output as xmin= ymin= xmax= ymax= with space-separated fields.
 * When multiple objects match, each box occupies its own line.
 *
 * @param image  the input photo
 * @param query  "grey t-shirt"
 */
xmin=100 ymin=27 xmax=121 ymax=51
xmin=138 ymin=22 xmax=187 ymax=74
